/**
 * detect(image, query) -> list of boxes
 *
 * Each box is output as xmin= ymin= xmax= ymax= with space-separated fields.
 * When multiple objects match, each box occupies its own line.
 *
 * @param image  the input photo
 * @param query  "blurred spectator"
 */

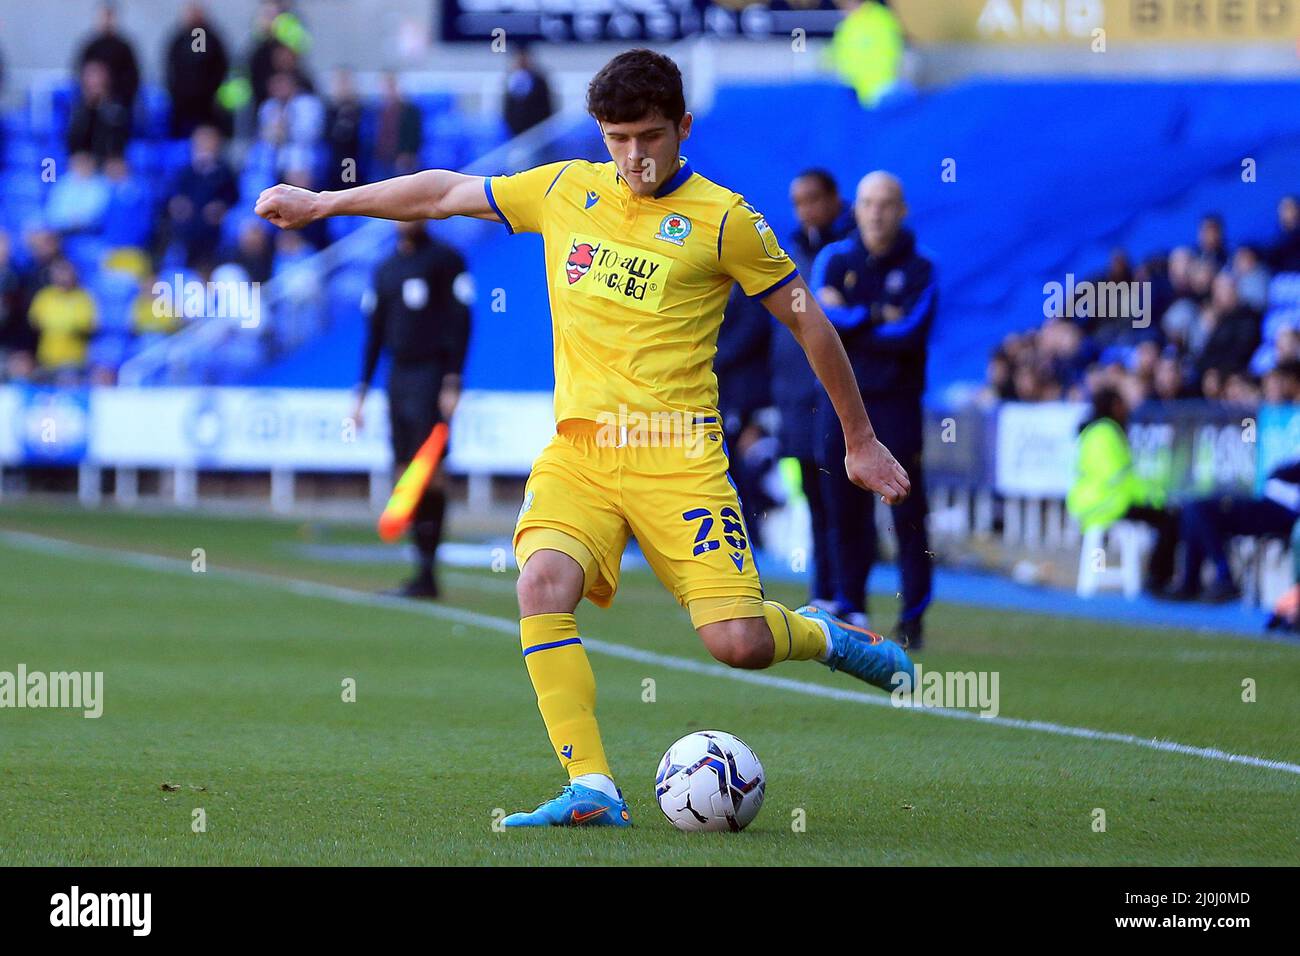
xmin=247 ymin=1 xmax=312 ymax=109
xmin=1161 ymin=252 xmax=1214 ymax=350
xmin=1231 ymin=245 xmax=1270 ymax=313
xmin=1196 ymin=212 xmax=1227 ymax=269
xmin=1067 ymin=386 xmax=1180 ymax=595
xmin=101 ymin=157 xmax=154 ymax=253
xmin=1263 ymin=359 xmax=1300 ymax=404
xmin=1270 ymin=196 xmax=1300 ymax=272
xmin=66 ymin=60 xmax=132 ymax=163
xmin=219 ymin=220 xmax=274 ymax=285
xmin=257 ymin=71 xmax=323 ymax=178
xmin=981 ymin=349 xmax=1016 ymax=404
xmin=1039 ymin=317 xmax=1093 ymax=392
xmin=271 ymin=230 xmax=322 ymax=349
xmin=1152 ymin=351 xmax=1190 ymax=401
xmin=1250 ymin=324 xmax=1299 ymax=377
xmin=165 ymin=1 xmax=231 ymax=137
xmin=502 ymin=44 xmax=554 ymax=138
xmin=27 ymin=258 xmax=97 ymax=374
xmin=132 ymin=273 xmax=180 ymax=336
xmin=46 ymin=153 xmax=111 ymax=234
xmin=1175 ymin=455 xmax=1300 ymax=603
xmin=23 ymin=229 xmax=63 ymax=293
xmin=1188 ymin=273 xmax=1259 ymax=382
xmin=1221 ymin=371 xmax=1261 ymax=405
xmin=324 ymin=68 xmax=363 ymax=190
xmin=772 ymin=168 xmax=855 ymax=603
xmin=0 ymin=42 xmax=6 ymax=158
xmin=74 ymin=1 xmax=140 ymax=112
xmin=0 ymin=233 xmax=37 ymax=377
xmin=163 ymin=125 xmax=238 ymax=265
xmin=372 ymin=73 xmax=421 ymax=179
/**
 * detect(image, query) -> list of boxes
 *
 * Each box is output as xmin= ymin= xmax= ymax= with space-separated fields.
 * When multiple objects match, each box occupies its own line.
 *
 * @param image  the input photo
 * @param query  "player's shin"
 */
xmin=519 ymin=613 xmax=614 ymax=782
xmin=761 ymin=601 xmax=830 ymax=663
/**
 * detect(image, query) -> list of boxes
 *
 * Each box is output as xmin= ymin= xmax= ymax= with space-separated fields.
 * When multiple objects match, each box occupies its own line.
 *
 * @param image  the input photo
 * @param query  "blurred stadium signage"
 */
xmin=0 ymin=387 xmax=1287 ymax=499
xmin=994 ymin=400 xmax=1270 ymax=500
xmin=439 ymin=1 xmax=844 ymax=42
xmin=995 ymin=401 xmax=1088 ymax=496
xmin=1129 ymin=402 xmax=1259 ymax=500
xmin=0 ymin=386 xmax=554 ymax=476
xmin=892 ymin=0 xmax=1300 ymax=43
xmin=1257 ymin=403 xmax=1300 ymax=493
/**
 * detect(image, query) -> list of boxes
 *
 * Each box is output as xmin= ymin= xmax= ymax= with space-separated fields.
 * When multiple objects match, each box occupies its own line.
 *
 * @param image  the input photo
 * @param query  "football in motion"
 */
xmin=655 ymin=730 xmax=766 ymax=832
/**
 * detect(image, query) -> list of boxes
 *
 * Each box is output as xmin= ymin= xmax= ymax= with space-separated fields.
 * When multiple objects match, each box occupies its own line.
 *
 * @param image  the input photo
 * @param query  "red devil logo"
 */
xmin=565 ymin=241 xmax=600 ymax=285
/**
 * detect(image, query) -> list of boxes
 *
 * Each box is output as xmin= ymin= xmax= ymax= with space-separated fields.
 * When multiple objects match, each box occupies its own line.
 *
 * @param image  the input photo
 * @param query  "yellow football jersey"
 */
xmin=485 ymin=157 xmax=797 ymax=424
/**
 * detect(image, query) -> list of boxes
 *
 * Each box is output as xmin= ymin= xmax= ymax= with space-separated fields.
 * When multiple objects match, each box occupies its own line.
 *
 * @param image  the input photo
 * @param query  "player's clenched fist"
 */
xmin=255 ymin=183 xmax=321 ymax=230
xmin=845 ymin=436 xmax=911 ymax=505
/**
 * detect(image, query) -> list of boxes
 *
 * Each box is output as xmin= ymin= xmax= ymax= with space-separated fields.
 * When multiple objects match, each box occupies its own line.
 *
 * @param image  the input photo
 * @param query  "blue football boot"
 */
xmin=501 ymin=783 xmax=632 ymax=828
xmin=796 ymin=605 xmax=916 ymax=692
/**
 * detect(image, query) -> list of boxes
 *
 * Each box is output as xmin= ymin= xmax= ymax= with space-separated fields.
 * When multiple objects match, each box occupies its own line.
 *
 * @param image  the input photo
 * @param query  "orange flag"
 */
xmin=378 ymin=422 xmax=449 ymax=542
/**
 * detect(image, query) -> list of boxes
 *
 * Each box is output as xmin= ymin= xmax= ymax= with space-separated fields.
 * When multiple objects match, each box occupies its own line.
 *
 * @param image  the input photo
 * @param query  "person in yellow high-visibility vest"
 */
xmin=825 ymin=0 xmax=905 ymax=107
xmin=1066 ymin=386 xmax=1180 ymax=594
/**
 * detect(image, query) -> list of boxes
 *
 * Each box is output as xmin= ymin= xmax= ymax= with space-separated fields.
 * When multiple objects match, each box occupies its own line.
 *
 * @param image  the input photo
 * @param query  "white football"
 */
xmin=654 ymin=730 xmax=766 ymax=832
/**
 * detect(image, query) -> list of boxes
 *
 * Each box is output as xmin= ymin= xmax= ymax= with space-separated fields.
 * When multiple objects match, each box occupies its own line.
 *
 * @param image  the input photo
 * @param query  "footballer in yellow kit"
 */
xmin=256 ymin=48 xmax=916 ymax=829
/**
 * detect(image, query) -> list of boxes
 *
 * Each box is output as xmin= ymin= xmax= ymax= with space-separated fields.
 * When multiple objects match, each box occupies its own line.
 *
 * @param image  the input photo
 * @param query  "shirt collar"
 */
xmin=614 ymin=156 xmax=694 ymax=200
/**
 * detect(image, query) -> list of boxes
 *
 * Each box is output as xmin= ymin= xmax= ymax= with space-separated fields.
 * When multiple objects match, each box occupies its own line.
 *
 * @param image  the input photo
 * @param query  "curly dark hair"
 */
xmin=586 ymin=49 xmax=686 ymax=126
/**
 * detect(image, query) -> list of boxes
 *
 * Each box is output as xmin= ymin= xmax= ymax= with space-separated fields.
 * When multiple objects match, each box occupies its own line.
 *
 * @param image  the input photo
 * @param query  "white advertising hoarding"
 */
xmin=995 ymin=401 xmax=1087 ymax=497
xmin=0 ymin=386 xmax=556 ymax=475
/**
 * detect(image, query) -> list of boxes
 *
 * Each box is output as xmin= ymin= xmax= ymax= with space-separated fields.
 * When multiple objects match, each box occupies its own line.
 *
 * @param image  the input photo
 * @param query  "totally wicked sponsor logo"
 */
xmin=560 ymin=234 xmax=672 ymax=312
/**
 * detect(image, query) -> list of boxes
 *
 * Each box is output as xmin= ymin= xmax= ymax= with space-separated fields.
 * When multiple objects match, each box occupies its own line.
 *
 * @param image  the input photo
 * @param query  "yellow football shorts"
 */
xmin=514 ymin=417 xmax=764 ymax=620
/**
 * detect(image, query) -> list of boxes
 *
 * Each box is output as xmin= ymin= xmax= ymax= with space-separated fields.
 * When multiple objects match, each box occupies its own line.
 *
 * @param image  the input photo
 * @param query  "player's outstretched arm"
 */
xmin=255 ymin=170 xmax=501 ymax=229
xmin=763 ymin=274 xmax=911 ymax=505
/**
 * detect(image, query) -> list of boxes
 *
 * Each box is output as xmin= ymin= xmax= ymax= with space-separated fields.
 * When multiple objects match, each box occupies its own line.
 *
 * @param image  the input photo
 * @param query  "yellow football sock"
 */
xmin=761 ymin=601 xmax=829 ymax=663
xmin=520 ymin=612 xmax=612 ymax=780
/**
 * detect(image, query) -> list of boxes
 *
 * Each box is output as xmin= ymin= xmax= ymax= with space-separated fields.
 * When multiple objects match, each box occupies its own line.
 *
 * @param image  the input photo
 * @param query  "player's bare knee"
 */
xmin=700 ymin=619 xmax=772 ymax=670
xmin=517 ymin=551 xmax=583 ymax=615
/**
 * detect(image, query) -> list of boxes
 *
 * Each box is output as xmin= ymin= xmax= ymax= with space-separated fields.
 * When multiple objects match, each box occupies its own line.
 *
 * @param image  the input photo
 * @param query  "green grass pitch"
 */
xmin=1 ymin=501 xmax=1297 ymax=866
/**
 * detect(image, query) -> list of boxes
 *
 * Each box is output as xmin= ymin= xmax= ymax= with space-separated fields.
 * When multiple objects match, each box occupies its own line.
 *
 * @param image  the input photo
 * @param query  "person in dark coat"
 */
xmin=716 ymin=284 xmax=773 ymax=551
xmin=502 ymin=45 xmax=554 ymax=138
xmin=165 ymin=2 xmax=231 ymax=137
xmin=74 ymin=2 xmax=140 ymax=112
xmin=810 ymin=171 xmax=938 ymax=649
xmin=66 ymin=60 xmax=132 ymax=164
xmin=771 ymin=169 xmax=855 ymax=607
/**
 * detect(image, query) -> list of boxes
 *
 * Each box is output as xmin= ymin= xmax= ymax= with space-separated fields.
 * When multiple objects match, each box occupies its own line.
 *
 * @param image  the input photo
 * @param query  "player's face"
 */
xmin=790 ymin=178 xmax=839 ymax=232
xmin=855 ymin=177 xmax=906 ymax=254
xmin=599 ymin=112 xmax=692 ymax=196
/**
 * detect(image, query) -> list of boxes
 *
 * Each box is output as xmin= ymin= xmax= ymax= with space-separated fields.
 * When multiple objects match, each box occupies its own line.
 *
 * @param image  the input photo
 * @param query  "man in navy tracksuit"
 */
xmin=716 ymin=283 xmax=773 ymax=549
xmin=769 ymin=169 xmax=856 ymax=606
xmin=1174 ymin=457 xmax=1300 ymax=602
xmin=810 ymin=171 xmax=937 ymax=649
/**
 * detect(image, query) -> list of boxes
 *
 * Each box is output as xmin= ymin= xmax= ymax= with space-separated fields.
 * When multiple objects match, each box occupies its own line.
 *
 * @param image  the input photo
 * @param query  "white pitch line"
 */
xmin=5 ymin=529 xmax=1300 ymax=778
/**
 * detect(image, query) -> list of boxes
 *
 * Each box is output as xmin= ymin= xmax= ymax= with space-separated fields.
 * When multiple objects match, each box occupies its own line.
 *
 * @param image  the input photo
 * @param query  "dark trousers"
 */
xmin=721 ymin=410 xmax=769 ymax=553
xmin=798 ymin=456 xmax=835 ymax=603
xmin=1122 ymin=504 xmax=1179 ymax=589
xmin=1179 ymin=495 xmax=1297 ymax=591
xmin=387 ymin=361 xmax=448 ymax=572
xmin=817 ymin=392 xmax=932 ymax=622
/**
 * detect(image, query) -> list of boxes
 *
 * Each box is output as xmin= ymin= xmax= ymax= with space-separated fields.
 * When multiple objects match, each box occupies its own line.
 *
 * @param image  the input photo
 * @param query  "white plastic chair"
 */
xmin=1076 ymin=520 xmax=1146 ymax=599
